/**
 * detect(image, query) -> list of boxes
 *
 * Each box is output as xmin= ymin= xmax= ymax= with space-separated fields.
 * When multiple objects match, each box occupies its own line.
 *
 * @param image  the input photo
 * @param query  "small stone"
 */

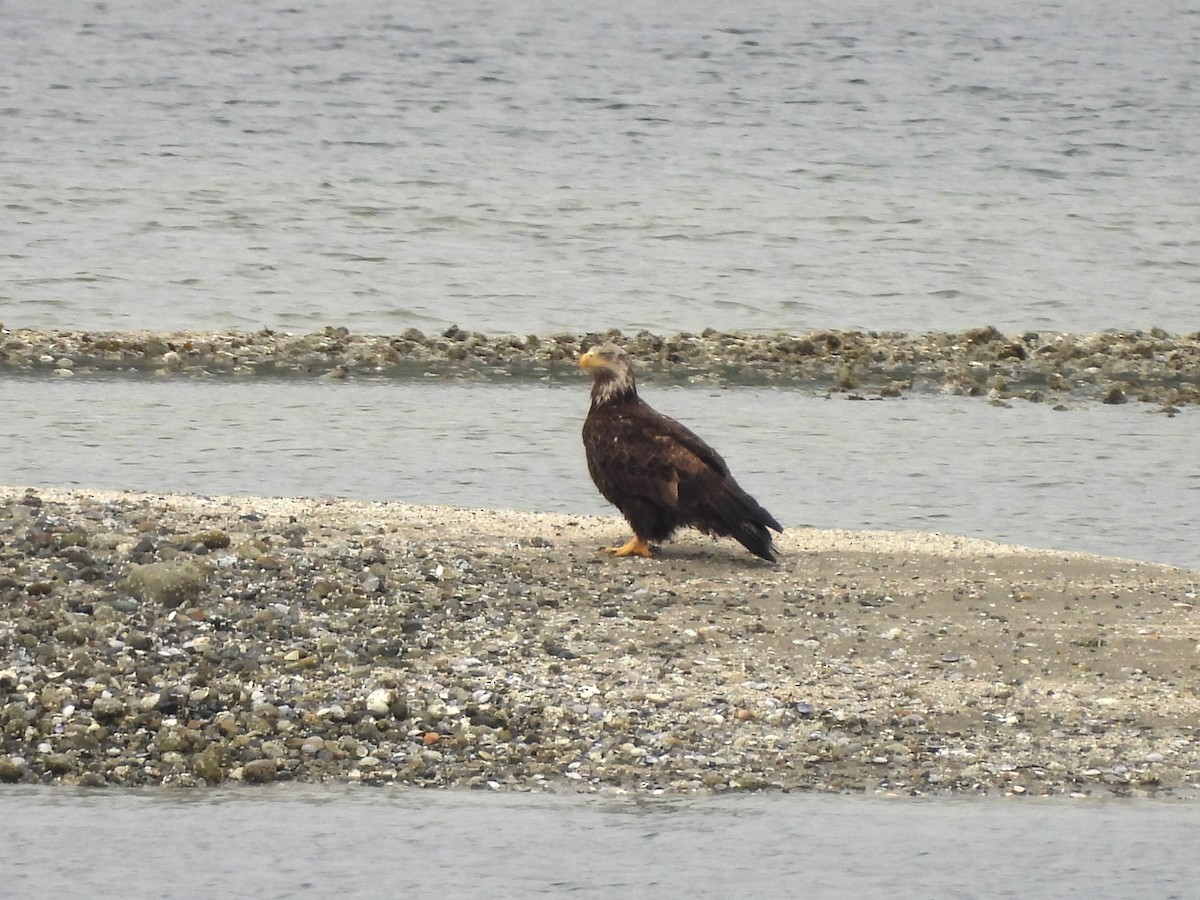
xmin=194 ymin=742 xmax=228 ymax=783
xmin=1100 ymin=385 xmax=1127 ymax=404
xmin=260 ymin=741 xmax=288 ymax=760
xmin=366 ymin=688 xmax=393 ymax=717
xmin=241 ymin=759 xmax=277 ymax=784
xmin=0 ymin=757 xmax=25 ymax=782
xmin=123 ymin=561 xmax=207 ymax=607
xmin=44 ymin=752 xmax=75 ymax=775
xmin=189 ymin=530 xmax=231 ymax=550
xmin=91 ymin=697 xmax=126 ymax=723
xmin=40 ymin=684 xmax=76 ymax=711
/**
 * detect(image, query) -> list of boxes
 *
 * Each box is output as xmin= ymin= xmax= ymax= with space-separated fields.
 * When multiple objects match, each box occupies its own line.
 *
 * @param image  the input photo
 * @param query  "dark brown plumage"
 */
xmin=579 ymin=343 xmax=782 ymax=561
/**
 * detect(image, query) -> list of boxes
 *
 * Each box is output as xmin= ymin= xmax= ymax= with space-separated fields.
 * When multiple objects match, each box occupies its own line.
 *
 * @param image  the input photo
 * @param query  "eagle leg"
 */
xmin=602 ymin=536 xmax=655 ymax=558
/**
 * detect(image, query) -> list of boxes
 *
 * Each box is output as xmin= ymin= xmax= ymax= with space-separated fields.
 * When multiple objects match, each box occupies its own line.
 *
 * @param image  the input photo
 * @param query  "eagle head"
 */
xmin=579 ymin=342 xmax=637 ymax=404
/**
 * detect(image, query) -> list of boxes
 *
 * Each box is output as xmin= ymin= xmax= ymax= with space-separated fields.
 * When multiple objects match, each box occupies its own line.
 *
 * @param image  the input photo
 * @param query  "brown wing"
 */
xmin=584 ymin=397 xmax=744 ymax=515
xmin=583 ymin=400 xmax=689 ymax=511
xmin=646 ymin=408 xmax=732 ymax=479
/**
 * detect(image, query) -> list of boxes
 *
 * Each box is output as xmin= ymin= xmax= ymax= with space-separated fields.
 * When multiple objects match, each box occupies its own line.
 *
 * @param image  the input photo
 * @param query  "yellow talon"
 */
xmin=602 ymin=536 xmax=655 ymax=558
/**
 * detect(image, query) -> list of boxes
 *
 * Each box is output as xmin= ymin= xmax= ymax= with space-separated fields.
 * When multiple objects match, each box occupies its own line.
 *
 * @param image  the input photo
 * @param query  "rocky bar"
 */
xmin=3 ymin=326 xmax=1200 ymax=407
xmin=1 ymin=486 xmax=1197 ymax=796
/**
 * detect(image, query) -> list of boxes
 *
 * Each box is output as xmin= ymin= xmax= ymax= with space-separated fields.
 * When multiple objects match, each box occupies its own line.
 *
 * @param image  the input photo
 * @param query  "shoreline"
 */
xmin=3 ymin=326 xmax=1200 ymax=407
xmin=2 ymin=486 xmax=1198 ymax=797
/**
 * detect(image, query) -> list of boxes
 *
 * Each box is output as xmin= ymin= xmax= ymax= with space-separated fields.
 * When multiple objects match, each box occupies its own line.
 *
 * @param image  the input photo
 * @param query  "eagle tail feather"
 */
xmin=705 ymin=479 xmax=781 ymax=562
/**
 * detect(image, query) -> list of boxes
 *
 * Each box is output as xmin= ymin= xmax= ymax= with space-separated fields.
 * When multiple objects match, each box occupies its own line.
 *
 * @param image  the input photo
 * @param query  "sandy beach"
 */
xmin=2 ymin=485 xmax=1198 ymax=796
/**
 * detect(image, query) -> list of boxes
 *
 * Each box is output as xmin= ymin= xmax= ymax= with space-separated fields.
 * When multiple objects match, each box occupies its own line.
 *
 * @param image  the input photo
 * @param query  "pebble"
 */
xmin=240 ymin=759 xmax=278 ymax=784
xmin=123 ymin=561 xmax=207 ymax=608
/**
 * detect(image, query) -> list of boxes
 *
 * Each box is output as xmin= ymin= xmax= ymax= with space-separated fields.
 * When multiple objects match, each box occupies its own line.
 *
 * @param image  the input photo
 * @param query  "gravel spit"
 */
xmin=3 ymin=326 xmax=1200 ymax=407
xmin=2 ymin=486 xmax=1198 ymax=797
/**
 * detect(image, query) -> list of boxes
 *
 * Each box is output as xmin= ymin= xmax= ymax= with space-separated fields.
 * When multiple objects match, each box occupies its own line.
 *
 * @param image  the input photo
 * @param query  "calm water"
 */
xmin=3 ymin=375 xmax=1198 ymax=569
xmin=5 ymin=1 xmax=1200 ymax=885
xmin=3 ymin=786 xmax=1199 ymax=899
xmin=4 ymin=0 xmax=1199 ymax=334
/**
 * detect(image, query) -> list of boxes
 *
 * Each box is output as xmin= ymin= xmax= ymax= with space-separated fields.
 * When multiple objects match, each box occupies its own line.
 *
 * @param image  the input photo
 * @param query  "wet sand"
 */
xmin=1 ymin=486 xmax=1198 ymax=796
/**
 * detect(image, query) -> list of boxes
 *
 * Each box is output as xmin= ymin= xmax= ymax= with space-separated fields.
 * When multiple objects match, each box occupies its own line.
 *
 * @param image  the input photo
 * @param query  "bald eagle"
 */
xmin=579 ymin=343 xmax=782 ymax=561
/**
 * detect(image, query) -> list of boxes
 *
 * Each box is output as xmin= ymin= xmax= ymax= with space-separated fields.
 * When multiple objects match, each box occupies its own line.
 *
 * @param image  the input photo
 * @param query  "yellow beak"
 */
xmin=578 ymin=349 xmax=601 ymax=371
